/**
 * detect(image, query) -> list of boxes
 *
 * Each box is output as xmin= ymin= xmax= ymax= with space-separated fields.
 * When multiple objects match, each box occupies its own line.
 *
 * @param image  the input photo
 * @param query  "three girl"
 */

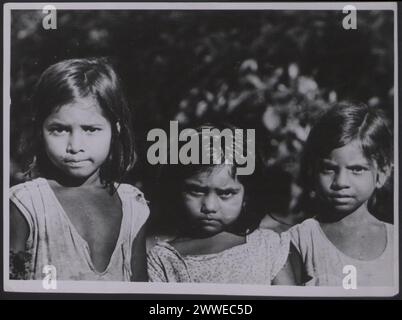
xmin=10 ymin=58 xmax=149 ymax=281
xmin=10 ymin=57 xmax=394 ymax=287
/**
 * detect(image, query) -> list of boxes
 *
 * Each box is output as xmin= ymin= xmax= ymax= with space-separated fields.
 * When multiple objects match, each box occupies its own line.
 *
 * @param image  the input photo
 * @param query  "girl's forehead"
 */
xmin=47 ymin=97 xmax=109 ymax=123
xmin=60 ymin=96 xmax=100 ymax=111
xmin=185 ymin=165 xmax=242 ymax=187
xmin=323 ymin=140 xmax=370 ymax=164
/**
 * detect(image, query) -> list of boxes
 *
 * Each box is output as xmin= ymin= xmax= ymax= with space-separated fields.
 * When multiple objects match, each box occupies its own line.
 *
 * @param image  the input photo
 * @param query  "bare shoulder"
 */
xmin=10 ymin=201 xmax=29 ymax=229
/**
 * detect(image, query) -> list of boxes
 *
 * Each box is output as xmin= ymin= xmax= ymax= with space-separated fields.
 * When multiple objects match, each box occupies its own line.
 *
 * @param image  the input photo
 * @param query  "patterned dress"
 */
xmin=147 ymin=228 xmax=290 ymax=284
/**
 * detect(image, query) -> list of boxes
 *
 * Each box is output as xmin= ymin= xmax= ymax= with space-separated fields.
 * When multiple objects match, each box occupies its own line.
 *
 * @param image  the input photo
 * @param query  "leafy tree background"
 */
xmin=9 ymin=10 xmax=394 ymax=226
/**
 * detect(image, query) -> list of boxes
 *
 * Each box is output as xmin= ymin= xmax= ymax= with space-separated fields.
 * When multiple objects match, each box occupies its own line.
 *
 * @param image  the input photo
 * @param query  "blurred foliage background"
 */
xmin=9 ymin=10 xmax=394 ymax=225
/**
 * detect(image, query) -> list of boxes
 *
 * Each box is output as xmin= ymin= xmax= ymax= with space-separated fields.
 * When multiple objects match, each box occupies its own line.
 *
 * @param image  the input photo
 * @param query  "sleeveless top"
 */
xmin=288 ymin=218 xmax=394 ymax=286
xmin=147 ymin=228 xmax=290 ymax=284
xmin=10 ymin=178 xmax=149 ymax=281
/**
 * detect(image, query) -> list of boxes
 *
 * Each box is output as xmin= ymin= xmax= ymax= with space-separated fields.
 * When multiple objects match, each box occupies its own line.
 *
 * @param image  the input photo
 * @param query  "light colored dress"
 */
xmin=147 ymin=228 xmax=290 ymax=284
xmin=10 ymin=178 xmax=149 ymax=281
xmin=288 ymin=218 xmax=394 ymax=287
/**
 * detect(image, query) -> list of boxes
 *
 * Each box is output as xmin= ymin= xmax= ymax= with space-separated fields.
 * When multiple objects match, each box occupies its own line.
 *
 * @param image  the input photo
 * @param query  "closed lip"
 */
xmin=331 ymin=194 xmax=354 ymax=198
xmin=199 ymin=217 xmax=219 ymax=223
xmin=64 ymin=159 xmax=90 ymax=166
xmin=330 ymin=195 xmax=354 ymax=201
xmin=64 ymin=159 xmax=90 ymax=163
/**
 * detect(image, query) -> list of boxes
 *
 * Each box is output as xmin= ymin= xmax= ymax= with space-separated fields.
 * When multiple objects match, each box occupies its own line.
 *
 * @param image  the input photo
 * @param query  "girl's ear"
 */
xmin=376 ymin=165 xmax=391 ymax=188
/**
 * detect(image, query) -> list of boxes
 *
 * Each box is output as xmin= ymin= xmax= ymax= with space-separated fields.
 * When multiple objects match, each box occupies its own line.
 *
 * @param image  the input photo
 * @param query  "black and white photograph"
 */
xmin=2 ymin=2 xmax=399 ymax=297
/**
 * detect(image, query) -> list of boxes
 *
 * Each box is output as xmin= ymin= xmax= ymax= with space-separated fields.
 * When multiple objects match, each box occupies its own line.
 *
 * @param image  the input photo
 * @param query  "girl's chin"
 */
xmin=188 ymin=225 xmax=223 ymax=238
xmin=318 ymin=198 xmax=362 ymax=214
xmin=49 ymin=168 xmax=102 ymax=186
xmin=62 ymin=170 xmax=97 ymax=180
xmin=320 ymin=207 xmax=364 ymax=222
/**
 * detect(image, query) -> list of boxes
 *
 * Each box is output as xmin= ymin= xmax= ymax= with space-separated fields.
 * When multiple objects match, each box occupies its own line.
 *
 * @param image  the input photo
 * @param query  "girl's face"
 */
xmin=180 ymin=165 xmax=245 ymax=236
xmin=315 ymin=140 xmax=385 ymax=215
xmin=42 ymin=96 xmax=112 ymax=181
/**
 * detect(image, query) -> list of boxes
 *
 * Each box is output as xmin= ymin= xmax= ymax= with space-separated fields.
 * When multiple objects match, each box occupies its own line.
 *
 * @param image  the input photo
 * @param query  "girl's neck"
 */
xmin=46 ymin=169 xmax=103 ymax=189
xmin=340 ymin=206 xmax=378 ymax=227
xmin=177 ymin=230 xmax=239 ymax=242
xmin=179 ymin=223 xmax=245 ymax=240
xmin=319 ymin=203 xmax=377 ymax=227
xmin=172 ymin=231 xmax=246 ymax=256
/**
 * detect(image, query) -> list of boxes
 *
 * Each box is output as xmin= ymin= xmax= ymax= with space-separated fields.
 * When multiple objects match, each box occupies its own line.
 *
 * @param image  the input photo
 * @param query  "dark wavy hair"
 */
xmin=300 ymin=101 xmax=393 ymax=214
xmin=23 ymin=57 xmax=136 ymax=191
xmin=151 ymin=122 xmax=266 ymax=236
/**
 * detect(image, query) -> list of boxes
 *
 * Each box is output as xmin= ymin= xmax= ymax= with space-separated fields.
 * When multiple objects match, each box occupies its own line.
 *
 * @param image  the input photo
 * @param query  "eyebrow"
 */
xmin=216 ymin=187 xmax=241 ymax=193
xmin=183 ymin=183 xmax=208 ymax=192
xmin=347 ymin=164 xmax=371 ymax=168
xmin=45 ymin=120 xmax=105 ymax=127
xmin=183 ymin=182 xmax=207 ymax=188
xmin=44 ymin=122 xmax=70 ymax=129
xmin=183 ymin=182 xmax=241 ymax=191
xmin=320 ymin=159 xmax=371 ymax=167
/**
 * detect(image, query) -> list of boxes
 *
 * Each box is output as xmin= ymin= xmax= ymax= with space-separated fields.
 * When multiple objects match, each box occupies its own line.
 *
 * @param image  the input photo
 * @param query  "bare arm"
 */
xmin=10 ymin=201 xmax=30 ymax=279
xmin=272 ymin=243 xmax=304 ymax=285
xmin=130 ymin=223 xmax=148 ymax=281
xmin=10 ymin=201 xmax=29 ymax=252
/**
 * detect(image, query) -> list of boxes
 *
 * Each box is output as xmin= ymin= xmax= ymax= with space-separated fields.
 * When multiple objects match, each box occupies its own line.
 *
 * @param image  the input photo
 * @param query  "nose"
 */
xmin=66 ymin=131 xmax=84 ymax=154
xmin=201 ymin=193 xmax=219 ymax=214
xmin=331 ymin=168 xmax=350 ymax=190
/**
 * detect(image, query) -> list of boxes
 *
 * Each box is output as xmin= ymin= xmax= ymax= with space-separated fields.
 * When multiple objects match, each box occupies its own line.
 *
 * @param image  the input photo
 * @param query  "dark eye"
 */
xmin=218 ymin=190 xmax=236 ymax=199
xmin=84 ymin=127 xmax=101 ymax=133
xmin=189 ymin=191 xmax=205 ymax=197
xmin=49 ymin=127 xmax=69 ymax=134
xmin=320 ymin=164 xmax=335 ymax=174
xmin=350 ymin=166 xmax=366 ymax=174
xmin=185 ymin=187 xmax=206 ymax=197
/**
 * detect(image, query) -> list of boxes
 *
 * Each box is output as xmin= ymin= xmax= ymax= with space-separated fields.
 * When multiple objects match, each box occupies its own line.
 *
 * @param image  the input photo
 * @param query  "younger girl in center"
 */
xmin=147 ymin=123 xmax=300 ymax=284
